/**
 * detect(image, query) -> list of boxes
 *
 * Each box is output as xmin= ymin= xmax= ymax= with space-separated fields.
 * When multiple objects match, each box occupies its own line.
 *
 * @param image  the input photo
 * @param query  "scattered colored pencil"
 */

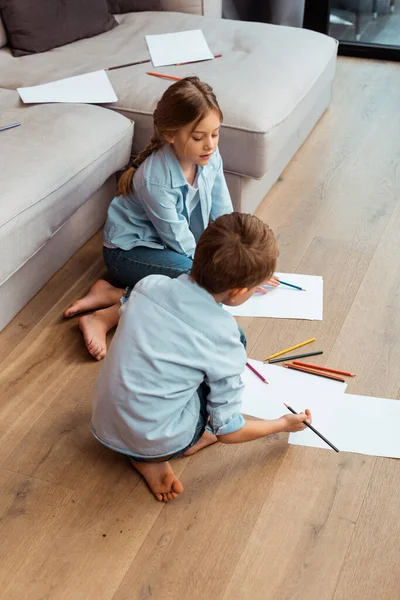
xmin=246 ymin=362 xmax=269 ymax=384
xmin=284 ymin=403 xmax=339 ymax=452
xmin=176 ymin=53 xmax=222 ymax=66
xmin=106 ymin=59 xmax=151 ymax=71
xmin=0 ymin=122 xmax=21 ymax=132
xmin=266 ymin=338 xmax=316 ymax=361
xmin=147 ymin=72 xmax=182 ymax=81
xmin=284 ymin=363 xmax=345 ymax=383
xmin=278 ymin=279 xmax=305 ymax=291
xmin=268 ymin=350 xmax=323 ymax=364
xmin=292 ymin=361 xmax=356 ymax=378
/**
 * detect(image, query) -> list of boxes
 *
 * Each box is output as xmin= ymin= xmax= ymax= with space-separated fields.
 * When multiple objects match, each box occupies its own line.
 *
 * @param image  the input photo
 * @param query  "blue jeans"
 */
xmin=103 ymin=245 xmax=193 ymax=289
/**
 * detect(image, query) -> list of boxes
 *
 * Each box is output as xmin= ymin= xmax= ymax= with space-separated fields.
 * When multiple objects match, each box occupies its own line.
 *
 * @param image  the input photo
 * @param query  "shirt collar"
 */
xmin=162 ymin=144 xmax=204 ymax=189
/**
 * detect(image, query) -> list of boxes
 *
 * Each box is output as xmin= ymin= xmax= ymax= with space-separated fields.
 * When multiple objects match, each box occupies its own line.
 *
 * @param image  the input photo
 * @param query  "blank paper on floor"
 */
xmin=224 ymin=273 xmax=323 ymax=320
xmin=145 ymin=29 xmax=213 ymax=67
xmin=17 ymin=70 xmax=118 ymax=104
xmin=289 ymin=393 xmax=400 ymax=458
xmin=241 ymin=359 xmax=347 ymax=422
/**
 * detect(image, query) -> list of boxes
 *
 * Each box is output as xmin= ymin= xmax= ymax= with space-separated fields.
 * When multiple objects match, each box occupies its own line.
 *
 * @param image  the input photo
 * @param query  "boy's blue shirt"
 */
xmin=103 ymin=144 xmax=233 ymax=257
xmin=91 ymin=274 xmax=247 ymax=458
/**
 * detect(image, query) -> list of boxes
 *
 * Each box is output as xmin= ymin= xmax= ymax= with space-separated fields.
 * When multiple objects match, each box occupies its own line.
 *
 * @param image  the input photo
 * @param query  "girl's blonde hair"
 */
xmin=117 ymin=77 xmax=223 ymax=196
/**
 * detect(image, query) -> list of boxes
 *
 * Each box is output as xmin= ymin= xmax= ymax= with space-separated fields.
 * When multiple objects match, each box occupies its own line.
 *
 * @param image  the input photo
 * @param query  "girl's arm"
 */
xmin=138 ymin=181 xmax=196 ymax=257
xmin=210 ymin=149 xmax=234 ymax=221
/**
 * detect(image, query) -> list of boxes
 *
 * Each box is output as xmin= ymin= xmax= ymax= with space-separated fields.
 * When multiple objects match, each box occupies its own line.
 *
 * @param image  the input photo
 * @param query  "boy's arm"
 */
xmin=210 ymin=149 xmax=234 ymax=221
xmin=217 ymin=411 xmax=312 ymax=444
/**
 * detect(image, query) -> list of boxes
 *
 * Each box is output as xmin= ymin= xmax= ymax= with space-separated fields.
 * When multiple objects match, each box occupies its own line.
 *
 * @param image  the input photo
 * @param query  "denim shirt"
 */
xmin=91 ymin=274 xmax=246 ymax=459
xmin=103 ymin=144 xmax=233 ymax=258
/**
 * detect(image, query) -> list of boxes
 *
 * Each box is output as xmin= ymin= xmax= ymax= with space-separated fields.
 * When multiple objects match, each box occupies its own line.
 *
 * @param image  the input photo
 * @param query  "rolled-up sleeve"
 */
xmin=205 ymin=372 xmax=246 ymax=436
xmin=210 ymin=150 xmax=233 ymax=221
xmin=138 ymin=181 xmax=196 ymax=257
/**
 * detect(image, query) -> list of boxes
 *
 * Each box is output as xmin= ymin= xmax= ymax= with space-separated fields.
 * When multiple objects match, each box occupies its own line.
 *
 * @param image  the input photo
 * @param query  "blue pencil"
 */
xmin=278 ymin=279 xmax=305 ymax=291
xmin=0 ymin=122 xmax=21 ymax=132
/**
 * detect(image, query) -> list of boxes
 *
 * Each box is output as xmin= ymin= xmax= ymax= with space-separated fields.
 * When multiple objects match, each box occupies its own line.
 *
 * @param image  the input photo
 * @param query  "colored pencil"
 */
xmin=284 ymin=363 xmax=345 ymax=383
xmin=278 ymin=279 xmax=305 ymax=291
xmin=292 ymin=361 xmax=355 ymax=377
xmin=106 ymin=59 xmax=151 ymax=71
xmin=0 ymin=122 xmax=21 ymax=132
xmin=176 ymin=53 xmax=222 ymax=66
xmin=265 ymin=338 xmax=316 ymax=361
xmin=246 ymin=362 xmax=269 ymax=384
xmin=147 ymin=72 xmax=182 ymax=81
xmin=268 ymin=350 xmax=323 ymax=364
xmin=284 ymin=404 xmax=339 ymax=452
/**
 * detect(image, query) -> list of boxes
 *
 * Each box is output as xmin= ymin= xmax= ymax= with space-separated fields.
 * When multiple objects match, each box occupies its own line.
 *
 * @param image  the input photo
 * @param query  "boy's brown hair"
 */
xmin=117 ymin=76 xmax=223 ymax=196
xmin=191 ymin=212 xmax=279 ymax=294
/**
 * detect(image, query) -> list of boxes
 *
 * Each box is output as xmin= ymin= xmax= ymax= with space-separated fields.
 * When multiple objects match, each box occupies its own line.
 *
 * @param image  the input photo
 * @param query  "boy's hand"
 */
xmin=279 ymin=409 xmax=312 ymax=432
xmin=256 ymin=275 xmax=280 ymax=295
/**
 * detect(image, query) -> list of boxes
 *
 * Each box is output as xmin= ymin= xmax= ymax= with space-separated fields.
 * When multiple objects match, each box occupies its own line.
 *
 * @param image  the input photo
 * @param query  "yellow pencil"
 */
xmin=265 ymin=338 xmax=316 ymax=361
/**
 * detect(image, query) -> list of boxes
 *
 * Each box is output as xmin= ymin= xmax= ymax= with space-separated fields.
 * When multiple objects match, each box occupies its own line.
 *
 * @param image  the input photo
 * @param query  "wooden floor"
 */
xmin=2 ymin=57 xmax=400 ymax=600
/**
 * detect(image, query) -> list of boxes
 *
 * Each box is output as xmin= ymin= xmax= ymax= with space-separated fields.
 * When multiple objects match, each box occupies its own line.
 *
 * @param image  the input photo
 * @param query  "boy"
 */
xmin=91 ymin=213 xmax=311 ymax=502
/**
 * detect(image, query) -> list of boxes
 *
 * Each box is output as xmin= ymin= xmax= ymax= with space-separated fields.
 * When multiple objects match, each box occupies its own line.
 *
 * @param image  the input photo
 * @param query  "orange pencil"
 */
xmin=147 ymin=72 xmax=182 ymax=81
xmin=292 ymin=361 xmax=355 ymax=378
xmin=284 ymin=363 xmax=345 ymax=383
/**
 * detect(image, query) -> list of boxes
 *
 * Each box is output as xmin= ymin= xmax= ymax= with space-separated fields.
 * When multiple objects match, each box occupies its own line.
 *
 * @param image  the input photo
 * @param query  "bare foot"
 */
xmin=64 ymin=279 xmax=123 ymax=318
xmin=78 ymin=312 xmax=110 ymax=361
xmin=131 ymin=460 xmax=184 ymax=502
xmin=183 ymin=431 xmax=218 ymax=456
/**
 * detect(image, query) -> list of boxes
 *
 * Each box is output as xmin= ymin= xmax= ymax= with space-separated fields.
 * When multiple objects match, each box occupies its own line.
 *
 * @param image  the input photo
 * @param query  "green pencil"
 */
xmin=267 ymin=350 xmax=323 ymax=364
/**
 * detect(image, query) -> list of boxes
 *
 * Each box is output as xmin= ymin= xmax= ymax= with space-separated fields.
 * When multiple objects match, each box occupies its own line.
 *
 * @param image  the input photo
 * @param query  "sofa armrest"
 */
xmin=159 ymin=0 xmax=222 ymax=17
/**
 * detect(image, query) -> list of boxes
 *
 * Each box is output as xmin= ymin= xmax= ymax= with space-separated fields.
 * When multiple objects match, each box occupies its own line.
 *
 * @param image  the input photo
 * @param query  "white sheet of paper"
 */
xmin=145 ymin=29 xmax=213 ymax=67
xmin=17 ymin=70 xmax=118 ymax=104
xmin=289 ymin=393 xmax=400 ymax=457
xmin=224 ymin=273 xmax=323 ymax=320
xmin=241 ymin=359 xmax=347 ymax=422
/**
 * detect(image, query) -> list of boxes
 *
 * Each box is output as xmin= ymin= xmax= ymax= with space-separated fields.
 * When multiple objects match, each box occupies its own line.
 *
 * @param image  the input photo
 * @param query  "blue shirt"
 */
xmin=91 ymin=274 xmax=247 ymax=459
xmin=103 ymin=144 xmax=233 ymax=258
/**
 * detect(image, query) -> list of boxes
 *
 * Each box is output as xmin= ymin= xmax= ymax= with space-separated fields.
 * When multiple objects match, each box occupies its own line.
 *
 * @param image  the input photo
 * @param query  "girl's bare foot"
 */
xmin=131 ymin=460 xmax=184 ymax=502
xmin=64 ymin=280 xmax=123 ymax=318
xmin=183 ymin=431 xmax=218 ymax=456
xmin=78 ymin=304 xmax=120 ymax=360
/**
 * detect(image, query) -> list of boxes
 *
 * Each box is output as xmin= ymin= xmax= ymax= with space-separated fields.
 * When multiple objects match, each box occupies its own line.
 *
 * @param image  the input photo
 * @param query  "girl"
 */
xmin=64 ymin=77 xmax=278 ymax=359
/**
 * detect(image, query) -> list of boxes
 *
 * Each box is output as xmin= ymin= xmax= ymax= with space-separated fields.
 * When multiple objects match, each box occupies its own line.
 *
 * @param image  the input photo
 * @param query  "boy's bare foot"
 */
xmin=64 ymin=280 xmax=123 ymax=318
xmin=131 ymin=460 xmax=184 ymax=502
xmin=78 ymin=312 xmax=109 ymax=361
xmin=183 ymin=431 xmax=218 ymax=456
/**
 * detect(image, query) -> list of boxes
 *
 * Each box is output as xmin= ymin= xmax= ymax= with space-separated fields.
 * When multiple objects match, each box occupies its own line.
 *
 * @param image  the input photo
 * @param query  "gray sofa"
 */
xmin=0 ymin=0 xmax=337 ymax=331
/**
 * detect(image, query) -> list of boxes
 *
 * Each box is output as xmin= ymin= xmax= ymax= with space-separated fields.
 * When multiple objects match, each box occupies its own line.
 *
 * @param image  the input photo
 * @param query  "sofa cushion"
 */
xmin=107 ymin=0 xmax=162 ymax=12
xmin=0 ymin=88 xmax=133 ymax=287
xmin=0 ymin=12 xmax=337 ymax=178
xmin=0 ymin=16 xmax=6 ymax=48
xmin=0 ymin=0 xmax=117 ymax=56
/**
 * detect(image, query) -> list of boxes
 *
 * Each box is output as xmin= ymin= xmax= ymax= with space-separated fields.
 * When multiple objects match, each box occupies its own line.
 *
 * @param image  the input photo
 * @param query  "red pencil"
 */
xmin=246 ymin=362 xmax=269 ymax=384
xmin=147 ymin=71 xmax=182 ymax=82
xmin=176 ymin=53 xmax=222 ymax=66
xmin=284 ymin=363 xmax=345 ymax=383
xmin=292 ymin=361 xmax=355 ymax=377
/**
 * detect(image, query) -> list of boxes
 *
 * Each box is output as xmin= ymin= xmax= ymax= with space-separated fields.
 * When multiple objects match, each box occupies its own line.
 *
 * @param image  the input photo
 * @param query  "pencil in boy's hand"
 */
xmin=246 ymin=362 xmax=269 ymax=384
xmin=268 ymin=350 xmax=323 ymax=364
xmin=278 ymin=279 xmax=305 ymax=291
xmin=292 ymin=361 xmax=355 ymax=377
xmin=284 ymin=363 xmax=345 ymax=383
xmin=284 ymin=403 xmax=339 ymax=452
xmin=265 ymin=338 xmax=316 ymax=361
xmin=147 ymin=72 xmax=182 ymax=82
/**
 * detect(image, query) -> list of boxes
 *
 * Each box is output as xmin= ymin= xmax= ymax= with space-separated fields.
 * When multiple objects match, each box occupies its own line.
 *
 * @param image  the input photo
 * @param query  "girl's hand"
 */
xmin=256 ymin=275 xmax=280 ymax=295
xmin=278 ymin=409 xmax=312 ymax=433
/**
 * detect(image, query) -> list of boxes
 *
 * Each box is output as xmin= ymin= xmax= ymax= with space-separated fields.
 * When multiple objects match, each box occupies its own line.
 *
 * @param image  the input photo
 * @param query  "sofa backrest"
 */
xmin=159 ymin=0 xmax=222 ymax=17
xmin=0 ymin=16 xmax=7 ymax=48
